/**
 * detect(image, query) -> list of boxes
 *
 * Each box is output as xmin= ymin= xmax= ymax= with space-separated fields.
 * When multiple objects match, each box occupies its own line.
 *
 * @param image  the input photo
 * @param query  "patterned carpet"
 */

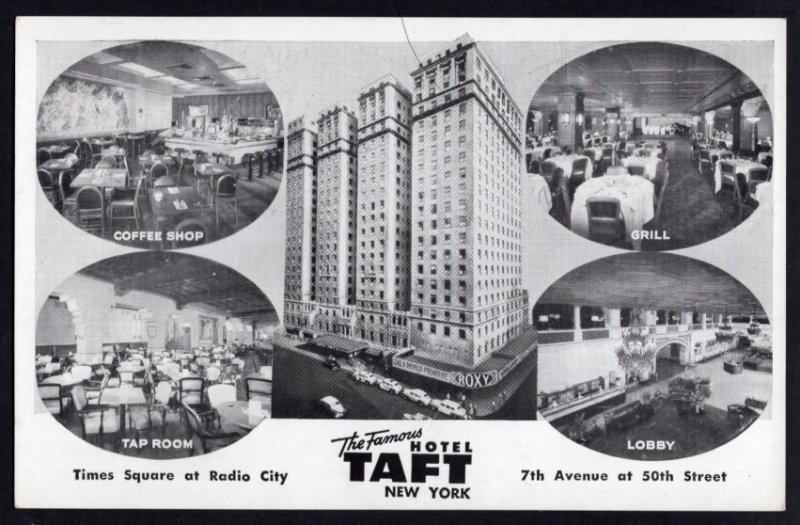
xmin=642 ymin=137 xmax=738 ymax=251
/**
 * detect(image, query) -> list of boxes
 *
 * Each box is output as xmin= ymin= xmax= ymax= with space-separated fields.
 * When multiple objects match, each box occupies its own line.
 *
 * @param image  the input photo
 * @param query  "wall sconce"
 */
xmin=746 ymin=116 xmax=761 ymax=124
xmin=561 ymin=112 xmax=571 ymax=124
xmin=575 ymin=113 xmax=584 ymax=125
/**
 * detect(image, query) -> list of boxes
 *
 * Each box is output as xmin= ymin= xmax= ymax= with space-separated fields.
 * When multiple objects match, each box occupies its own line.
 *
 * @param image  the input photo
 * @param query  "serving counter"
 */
xmin=164 ymin=136 xmax=279 ymax=164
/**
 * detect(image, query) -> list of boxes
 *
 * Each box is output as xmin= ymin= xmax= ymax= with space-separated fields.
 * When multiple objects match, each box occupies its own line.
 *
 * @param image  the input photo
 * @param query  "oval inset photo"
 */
xmin=36 ymin=41 xmax=284 ymax=249
xmin=35 ymin=252 xmax=277 ymax=458
xmin=534 ymin=252 xmax=772 ymax=460
xmin=526 ymin=42 xmax=773 ymax=250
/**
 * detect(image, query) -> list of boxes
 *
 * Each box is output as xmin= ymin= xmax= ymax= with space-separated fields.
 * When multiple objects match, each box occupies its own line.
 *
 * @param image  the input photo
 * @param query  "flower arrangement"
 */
xmin=616 ymin=326 xmax=656 ymax=378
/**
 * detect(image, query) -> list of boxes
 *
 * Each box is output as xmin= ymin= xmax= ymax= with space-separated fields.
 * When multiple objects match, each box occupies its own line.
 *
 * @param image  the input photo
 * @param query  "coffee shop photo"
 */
xmin=526 ymin=42 xmax=773 ymax=251
xmin=36 ymin=40 xmax=284 ymax=249
xmin=534 ymin=252 xmax=771 ymax=460
xmin=35 ymin=252 xmax=278 ymax=458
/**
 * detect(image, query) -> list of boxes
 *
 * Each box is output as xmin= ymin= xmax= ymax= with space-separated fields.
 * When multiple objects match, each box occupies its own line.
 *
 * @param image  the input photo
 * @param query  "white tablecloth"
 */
xmin=621 ymin=157 xmax=662 ymax=180
xmin=753 ymin=181 xmax=772 ymax=210
xmin=714 ymin=159 xmax=768 ymax=193
xmin=571 ymin=175 xmax=655 ymax=249
xmin=757 ymin=151 xmax=773 ymax=163
xmin=527 ymin=174 xmax=552 ymax=213
xmin=548 ymin=154 xmax=593 ymax=181
xmin=530 ymin=145 xmax=557 ymax=161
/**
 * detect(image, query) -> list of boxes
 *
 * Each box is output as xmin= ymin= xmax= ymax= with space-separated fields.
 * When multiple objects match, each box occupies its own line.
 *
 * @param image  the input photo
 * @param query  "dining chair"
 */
xmin=719 ymin=161 xmax=737 ymax=196
xmin=38 ymin=384 xmax=67 ymax=419
xmin=101 ymin=154 xmax=118 ymax=167
xmin=75 ymin=186 xmax=105 ymax=236
xmin=586 ymin=196 xmax=626 ymax=247
xmin=698 ymin=150 xmax=713 ymax=176
xmin=71 ymin=385 xmax=121 ymax=450
xmin=720 ymin=151 xmax=734 ymax=160
xmin=215 ymin=174 xmax=238 ymax=228
xmin=244 ymin=376 xmax=272 ymax=403
xmin=37 ymin=147 xmax=51 ymax=165
xmin=38 ymin=169 xmax=60 ymax=208
xmin=627 ymin=164 xmax=645 ymax=177
xmin=654 ymin=161 xmax=670 ymax=223
xmin=734 ymin=172 xmax=759 ymax=224
xmin=748 ymin=167 xmax=770 ymax=194
xmin=108 ymin=174 xmax=143 ymax=230
xmin=567 ymin=158 xmax=588 ymax=204
xmin=181 ymin=402 xmax=240 ymax=455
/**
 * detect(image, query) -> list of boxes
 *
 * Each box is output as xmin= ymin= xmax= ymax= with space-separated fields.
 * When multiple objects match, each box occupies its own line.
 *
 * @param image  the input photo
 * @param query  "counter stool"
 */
xmin=242 ymin=153 xmax=255 ymax=181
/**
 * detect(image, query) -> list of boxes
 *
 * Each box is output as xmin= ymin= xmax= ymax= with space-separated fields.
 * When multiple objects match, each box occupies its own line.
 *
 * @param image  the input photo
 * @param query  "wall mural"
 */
xmin=37 ymin=77 xmax=130 ymax=137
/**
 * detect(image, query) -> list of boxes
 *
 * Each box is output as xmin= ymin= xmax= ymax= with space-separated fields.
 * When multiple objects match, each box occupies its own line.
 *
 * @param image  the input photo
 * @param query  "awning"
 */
xmin=313 ymin=334 xmax=368 ymax=355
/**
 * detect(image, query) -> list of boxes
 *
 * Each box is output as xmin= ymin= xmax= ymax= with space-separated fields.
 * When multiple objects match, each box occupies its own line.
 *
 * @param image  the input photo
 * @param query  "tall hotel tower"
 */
xmin=356 ymin=76 xmax=413 ymax=314
xmin=315 ymin=105 xmax=358 ymax=308
xmin=283 ymin=35 xmax=532 ymax=390
xmin=407 ymin=35 xmax=527 ymax=368
xmin=284 ymin=116 xmax=318 ymax=328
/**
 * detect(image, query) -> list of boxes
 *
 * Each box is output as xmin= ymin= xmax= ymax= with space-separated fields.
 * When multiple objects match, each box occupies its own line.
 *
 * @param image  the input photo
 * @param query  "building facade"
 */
xmin=284 ymin=116 xmax=318 ymax=328
xmin=407 ymin=35 xmax=526 ymax=368
xmin=314 ymin=105 xmax=358 ymax=307
xmin=284 ymin=35 xmax=531 ymax=382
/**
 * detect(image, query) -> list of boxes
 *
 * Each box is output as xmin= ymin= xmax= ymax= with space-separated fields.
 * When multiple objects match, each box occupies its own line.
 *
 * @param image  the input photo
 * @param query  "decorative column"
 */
xmin=605 ymin=308 xmax=621 ymax=338
xmin=701 ymin=313 xmax=708 ymax=330
xmin=731 ymin=101 xmax=743 ymax=154
xmin=605 ymin=107 xmax=621 ymax=140
xmin=557 ymin=91 xmax=584 ymax=151
xmin=573 ymin=305 xmax=582 ymax=342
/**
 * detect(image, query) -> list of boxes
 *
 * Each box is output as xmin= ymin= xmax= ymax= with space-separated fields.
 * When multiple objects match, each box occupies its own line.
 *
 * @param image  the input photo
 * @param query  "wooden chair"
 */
xmin=181 ymin=402 xmax=240 ymax=455
xmin=244 ymin=376 xmax=272 ymax=402
xmin=38 ymin=384 xmax=68 ymax=420
xmin=75 ymin=186 xmax=105 ymax=236
xmin=698 ymin=150 xmax=712 ymax=176
xmin=567 ymin=158 xmax=588 ymax=203
xmin=71 ymin=385 xmax=122 ymax=450
xmin=586 ymin=196 xmax=626 ymax=247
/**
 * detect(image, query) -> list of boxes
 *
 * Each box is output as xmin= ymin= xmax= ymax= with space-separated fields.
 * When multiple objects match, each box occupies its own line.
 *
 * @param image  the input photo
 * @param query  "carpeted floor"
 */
xmin=642 ymin=137 xmax=739 ymax=251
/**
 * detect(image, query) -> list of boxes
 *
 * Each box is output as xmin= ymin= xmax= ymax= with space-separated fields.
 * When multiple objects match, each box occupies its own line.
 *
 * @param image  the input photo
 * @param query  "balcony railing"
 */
xmin=538 ymin=323 xmax=720 ymax=346
xmin=583 ymin=328 xmax=609 ymax=340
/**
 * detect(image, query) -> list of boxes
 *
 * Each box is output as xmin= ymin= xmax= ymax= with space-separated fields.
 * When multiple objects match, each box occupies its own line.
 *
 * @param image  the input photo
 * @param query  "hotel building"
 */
xmin=407 ymin=35 xmax=527 ymax=368
xmin=284 ymin=35 xmax=533 ymax=390
xmin=284 ymin=116 xmax=318 ymax=328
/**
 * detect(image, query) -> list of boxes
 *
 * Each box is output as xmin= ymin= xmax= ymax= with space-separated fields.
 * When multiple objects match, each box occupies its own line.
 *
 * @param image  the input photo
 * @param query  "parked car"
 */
xmin=324 ymin=356 xmax=341 ymax=370
xmin=431 ymin=399 xmax=468 ymax=418
xmin=402 ymin=388 xmax=433 ymax=407
xmin=402 ymin=412 xmax=432 ymax=421
xmin=378 ymin=377 xmax=403 ymax=394
xmin=318 ymin=396 xmax=346 ymax=418
xmin=352 ymin=369 xmax=378 ymax=385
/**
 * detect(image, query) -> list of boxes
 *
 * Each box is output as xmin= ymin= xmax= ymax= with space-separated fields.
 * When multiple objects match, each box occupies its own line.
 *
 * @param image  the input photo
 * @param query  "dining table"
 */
xmin=99 ymin=385 xmax=147 ymax=433
xmin=530 ymin=145 xmax=558 ymax=161
xmin=621 ymin=157 xmax=662 ymax=180
xmin=571 ymin=174 xmax=655 ymax=250
xmin=548 ymin=153 xmax=594 ymax=181
xmin=42 ymin=372 xmax=85 ymax=388
xmin=148 ymin=186 xmax=211 ymax=230
xmin=39 ymin=156 xmax=79 ymax=173
xmin=526 ymin=173 xmax=552 ymax=213
xmin=138 ymin=153 xmax=177 ymax=171
xmin=41 ymin=144 xmax=72 ymax=158
xmin=714 ymin=159 xmax=768 ymax=193
xmin=216 ymin=400 xmax=271 ymax=431
xmin=70 ymin=168 xmax=128 ymax=190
